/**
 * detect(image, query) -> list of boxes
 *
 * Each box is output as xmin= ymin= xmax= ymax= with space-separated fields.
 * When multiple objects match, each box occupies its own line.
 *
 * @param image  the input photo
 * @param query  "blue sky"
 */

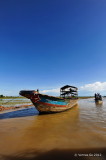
xmin=0 ymin=0 xmax=106 ymax=96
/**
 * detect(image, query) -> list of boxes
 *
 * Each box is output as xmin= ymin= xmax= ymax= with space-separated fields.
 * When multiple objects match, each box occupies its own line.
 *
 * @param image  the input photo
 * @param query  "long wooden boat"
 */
xmin=19 ymin=85 xmax=78 ymax=114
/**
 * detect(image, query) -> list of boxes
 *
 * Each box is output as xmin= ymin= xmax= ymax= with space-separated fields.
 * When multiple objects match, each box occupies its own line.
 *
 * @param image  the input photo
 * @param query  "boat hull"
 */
xmin=32 ymin=99 xmax=78 ymax=113
xmin=95 ymin=100 xmax=103 ymax=104
xmin=19 ymin=90 xmax=78 ymax=114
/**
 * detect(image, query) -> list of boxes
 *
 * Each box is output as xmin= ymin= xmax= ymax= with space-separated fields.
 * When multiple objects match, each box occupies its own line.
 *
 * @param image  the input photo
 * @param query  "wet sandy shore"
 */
xmin=0 ymin=104 xmax=33 ymax=112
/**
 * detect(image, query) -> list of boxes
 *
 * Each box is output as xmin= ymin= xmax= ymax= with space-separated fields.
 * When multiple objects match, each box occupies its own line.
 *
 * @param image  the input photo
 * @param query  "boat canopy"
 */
xmin=60 ymin=85 xmax=78 ymax=98
xmin=61 ymin=85 xmax=78 ymax=90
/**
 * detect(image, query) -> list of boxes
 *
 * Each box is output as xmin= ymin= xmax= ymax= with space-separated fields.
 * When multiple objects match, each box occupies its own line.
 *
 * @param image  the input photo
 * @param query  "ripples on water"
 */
xmin=0 ymin=98 xmax=106 ymax=160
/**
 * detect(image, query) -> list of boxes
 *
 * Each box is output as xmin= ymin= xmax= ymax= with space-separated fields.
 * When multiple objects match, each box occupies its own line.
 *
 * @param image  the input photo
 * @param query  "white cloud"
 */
xmin=79 ymin=82 xmax=106 ymax=92
xmin=41 ymin=88 xmax=60 ymax=95
xmin=0 ymin=89 xmax=19 ymax=96
xmin=41 ymin=82 xmax=106 ymax=96
xmin=1 ymin=82 xmax=106 ymax=96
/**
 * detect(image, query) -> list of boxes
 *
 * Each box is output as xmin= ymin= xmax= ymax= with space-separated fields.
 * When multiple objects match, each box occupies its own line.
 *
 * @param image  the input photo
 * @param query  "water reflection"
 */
xmin=22 ymin=105 xmax=79 ymax=147
xmin=95 ymin=101 xmax=103 ymax=107
xmin=0 ymin=105 xmax=79 ymax=155
xmin=0 ymin=99 xmax=106 ymax=159
xmin=0 ymin=107 xmax=39 ymax=119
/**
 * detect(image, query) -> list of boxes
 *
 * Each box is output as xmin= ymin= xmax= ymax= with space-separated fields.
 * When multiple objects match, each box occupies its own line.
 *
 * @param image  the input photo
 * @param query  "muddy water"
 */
xmin=0 ymin=98 xmax=106 ymax=160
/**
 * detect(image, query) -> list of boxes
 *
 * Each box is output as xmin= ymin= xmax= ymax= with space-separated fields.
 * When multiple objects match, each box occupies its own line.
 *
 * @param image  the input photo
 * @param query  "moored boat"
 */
xmin=19 ymin=85 xmax=78 ymax=114
xmin=94 ymin=93 xmax=103 ymax=104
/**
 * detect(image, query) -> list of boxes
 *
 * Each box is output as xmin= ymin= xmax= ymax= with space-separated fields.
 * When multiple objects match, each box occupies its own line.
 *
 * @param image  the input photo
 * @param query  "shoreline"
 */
xmin=0 ymin=104 xmax=33 ymax=112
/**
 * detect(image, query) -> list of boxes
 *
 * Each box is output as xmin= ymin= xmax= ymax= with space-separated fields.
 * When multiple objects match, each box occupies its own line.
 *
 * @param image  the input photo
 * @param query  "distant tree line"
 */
xmin=0 ymin=95 xmax=4 ymax=98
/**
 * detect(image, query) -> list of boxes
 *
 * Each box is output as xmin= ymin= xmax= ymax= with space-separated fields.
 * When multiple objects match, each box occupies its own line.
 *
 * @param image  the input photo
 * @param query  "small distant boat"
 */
xmin=19 ymin=85 xmax=78 ymax=114
xmin=94 ymin=93 xmax=103 ymax=104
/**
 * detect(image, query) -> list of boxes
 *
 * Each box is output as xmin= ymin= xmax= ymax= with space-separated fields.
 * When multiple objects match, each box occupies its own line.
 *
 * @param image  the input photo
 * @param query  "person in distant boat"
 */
xmin=99 ymin=95 xmax=102 ymax=100
xmin=97 ymin=93 xmax=100 ymax=99
xmin=95 ymin=93 xmax=97 ymax=99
